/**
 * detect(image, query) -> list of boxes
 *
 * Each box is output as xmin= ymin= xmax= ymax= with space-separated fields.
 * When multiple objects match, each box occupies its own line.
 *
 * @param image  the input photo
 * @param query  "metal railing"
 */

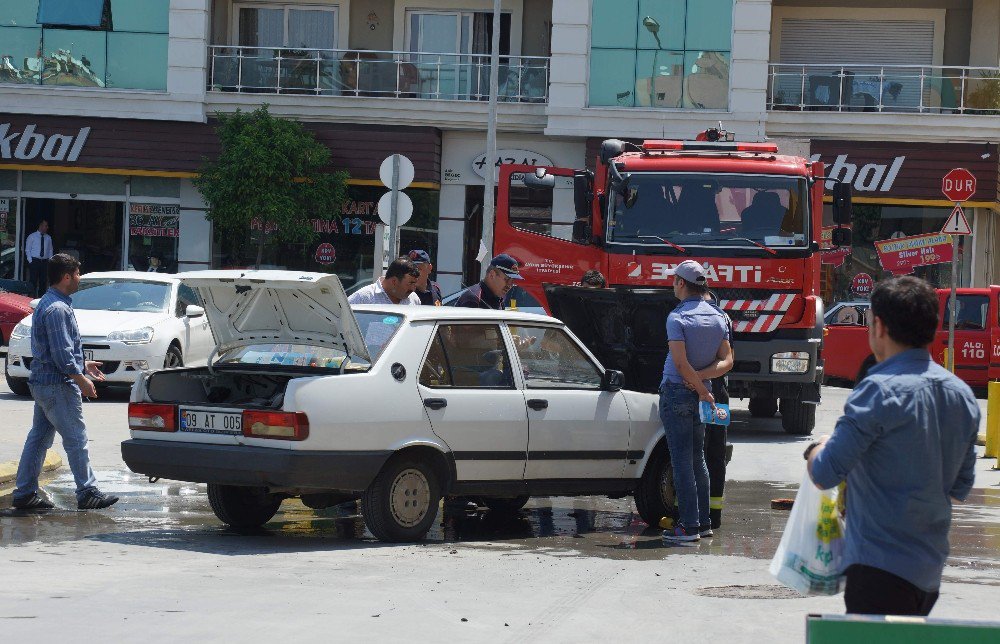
xmin=207 ymin=46 xmax=549 ymax=103
xmin=768 ymin=63 xmax=1000 ymax=114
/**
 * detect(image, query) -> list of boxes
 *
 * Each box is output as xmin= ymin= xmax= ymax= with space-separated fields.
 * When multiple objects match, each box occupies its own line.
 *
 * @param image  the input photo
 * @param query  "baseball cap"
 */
xmin=407 ymin=249 xmax=431 ymax=265
xmin=674 ymin=260 xmax=707 ymax=285
xmin=489 ymin=254 xmax=524 ymax=280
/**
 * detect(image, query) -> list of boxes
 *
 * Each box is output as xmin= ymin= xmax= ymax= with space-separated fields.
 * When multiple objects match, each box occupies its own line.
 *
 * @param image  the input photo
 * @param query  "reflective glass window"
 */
xmin=107 ymin=32 xmax=167 ymax=90
xmin=37 ymin=0 xmax=107 ymax=28
xmin=0 ymin=0 xmax=40 ymax=26
xmin=0 ymin=27 xmax=43 ymax=84
xmin=111 ymin=0 xmax=168 ymax=33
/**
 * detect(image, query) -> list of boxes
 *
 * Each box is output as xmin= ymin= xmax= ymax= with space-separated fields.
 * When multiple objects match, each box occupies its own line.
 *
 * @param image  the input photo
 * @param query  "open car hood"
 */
xmin=175 ymin=270 xmax=370 ymax=363
xmin=544 ymin=284 xmax=682 ymax=395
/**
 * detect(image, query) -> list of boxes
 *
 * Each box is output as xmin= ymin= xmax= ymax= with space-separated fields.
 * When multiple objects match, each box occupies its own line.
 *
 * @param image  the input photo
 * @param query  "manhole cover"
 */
xmin=695 ymin=584 xmax=802 ymax=599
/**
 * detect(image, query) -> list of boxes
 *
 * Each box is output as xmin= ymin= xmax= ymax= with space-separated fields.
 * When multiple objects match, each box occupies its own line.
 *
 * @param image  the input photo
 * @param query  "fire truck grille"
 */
xmin=712 ymin=288 xmax=796 ymax=302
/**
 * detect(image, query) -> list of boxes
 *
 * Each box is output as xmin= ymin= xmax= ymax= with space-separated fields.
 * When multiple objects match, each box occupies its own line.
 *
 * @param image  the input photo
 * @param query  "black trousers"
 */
xmin=844 ymin=564 xmax=939 ymax=616
xmin=28 ymin=258 xmax=48 ymax=297
xmin=704 ymin=377 xmax=729 ymax=529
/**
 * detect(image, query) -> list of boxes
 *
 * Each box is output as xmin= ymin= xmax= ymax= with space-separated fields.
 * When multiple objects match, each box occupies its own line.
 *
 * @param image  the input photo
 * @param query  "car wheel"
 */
xmin=480 ymin=496 xmax=530 ymax=513
xmin=207 ymin=483 xmax=282 ymax=529
xmin=362 ymin=456 xmax=441 ymax=542
xmin=4 ymin=357 xmax=30 ymax=396
xmin=164 ymin=345 xmax=183 ymax=369
xmin=779 ymin=398 xmax=816 ymax=435
xmin=634 ymin=447 xmax=676 ymax=527
xmin=748 ymin=396 xmax=778 ymax=418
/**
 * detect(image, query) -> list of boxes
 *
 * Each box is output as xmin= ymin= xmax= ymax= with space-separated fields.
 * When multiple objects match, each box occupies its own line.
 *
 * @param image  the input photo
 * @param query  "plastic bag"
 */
xmin=769 ymin=470 xmax=845 ymax=596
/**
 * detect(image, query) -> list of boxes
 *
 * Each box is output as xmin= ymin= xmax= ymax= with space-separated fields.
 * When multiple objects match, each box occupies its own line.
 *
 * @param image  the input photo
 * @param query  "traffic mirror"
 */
xmin=832 ymin=182 xmax=852 ymax=225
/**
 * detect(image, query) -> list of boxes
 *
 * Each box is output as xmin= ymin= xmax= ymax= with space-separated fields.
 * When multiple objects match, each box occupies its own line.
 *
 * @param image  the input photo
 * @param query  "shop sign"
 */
xmin=820 ymin=225 xmax=852 ymax=267
xmin=851 ymin=273 xmax=874 ymax=296
xmin=129 ymin=203 xmax=180 ymax=238
xmin=314 ymin=242 xmax=336 ymax=265
xmin=0 ymin=124 xmax=90 ymax=162
xmin=470 ymin=149 xmax=553 ymax=183
xmin=874 ymin=233 xmax=953 ymax=275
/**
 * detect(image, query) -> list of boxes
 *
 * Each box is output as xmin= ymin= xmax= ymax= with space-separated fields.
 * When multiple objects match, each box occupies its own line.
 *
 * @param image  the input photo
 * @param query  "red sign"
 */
xmin=851 ymin=273 xmax=874 ymax=296
xmin=874 ymin=233 xmax=953 ymax=275
xmin=314 ymin=243 xmax=336 ymax=265
xmin=942 ymin=168 xmax=977 ymax=202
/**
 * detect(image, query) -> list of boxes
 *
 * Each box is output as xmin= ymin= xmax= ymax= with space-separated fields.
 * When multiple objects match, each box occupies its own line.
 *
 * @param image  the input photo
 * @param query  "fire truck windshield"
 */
xmin=606 ymin=173 xmax=809 ymax=250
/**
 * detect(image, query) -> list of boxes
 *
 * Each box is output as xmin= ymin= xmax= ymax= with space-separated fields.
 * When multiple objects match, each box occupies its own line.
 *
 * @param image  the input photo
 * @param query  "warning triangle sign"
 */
xmin=942 ymin=204 xmax=972 ymax=235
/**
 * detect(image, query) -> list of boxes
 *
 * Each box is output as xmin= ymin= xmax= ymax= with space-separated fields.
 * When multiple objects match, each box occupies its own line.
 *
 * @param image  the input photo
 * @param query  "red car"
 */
xmin=824 ymin=287 xmax=999 ymax=389
xmin=0 ymin=291 xmax=32 ymax=349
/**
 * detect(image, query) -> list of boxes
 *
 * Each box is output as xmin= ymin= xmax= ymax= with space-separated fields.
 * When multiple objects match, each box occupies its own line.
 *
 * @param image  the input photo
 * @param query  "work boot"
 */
xmin=77 ymin=488 xmax=119 ymax=510
xmin=12 ymin=492 xmax=55 ymax=510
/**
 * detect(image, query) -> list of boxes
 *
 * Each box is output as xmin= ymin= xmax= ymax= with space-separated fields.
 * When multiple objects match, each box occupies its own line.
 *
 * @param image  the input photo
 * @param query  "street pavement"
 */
xmin=1 ymin=372 xmax=998 ymax=642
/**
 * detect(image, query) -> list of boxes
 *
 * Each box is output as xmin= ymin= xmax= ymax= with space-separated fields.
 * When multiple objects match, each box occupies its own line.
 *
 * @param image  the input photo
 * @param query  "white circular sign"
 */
xmin=379 ymin=154 xmax=415 ymax=190
xmin=377 ymin=192 xmax=413 ymax=227
xmin=472 ymin=149 xmax=553 ymax=182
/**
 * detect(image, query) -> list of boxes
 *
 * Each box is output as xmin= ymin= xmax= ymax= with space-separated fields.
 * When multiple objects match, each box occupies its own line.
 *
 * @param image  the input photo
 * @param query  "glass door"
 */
xmin=407 ymin=11 xmax=471 ymax=99
xmin=0 ymin=197 xmax=17 ymax=280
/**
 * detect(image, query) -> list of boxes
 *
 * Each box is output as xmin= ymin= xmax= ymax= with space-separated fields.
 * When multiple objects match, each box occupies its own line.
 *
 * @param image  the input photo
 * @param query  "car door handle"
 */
xmin=527 ymin=399 xmax=548 ymax=411
xmin=423 ymin=398 xmax=447 ymax=410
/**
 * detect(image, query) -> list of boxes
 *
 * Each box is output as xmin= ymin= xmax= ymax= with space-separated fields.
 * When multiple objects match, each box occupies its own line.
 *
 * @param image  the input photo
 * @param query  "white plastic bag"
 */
xmin=769 ymin=470 xmax=845 ymax=596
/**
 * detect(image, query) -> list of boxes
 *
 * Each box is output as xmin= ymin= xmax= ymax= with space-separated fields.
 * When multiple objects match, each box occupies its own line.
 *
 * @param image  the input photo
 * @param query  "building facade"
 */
xmin=2 ymin=0 xmax=1000 ymax=304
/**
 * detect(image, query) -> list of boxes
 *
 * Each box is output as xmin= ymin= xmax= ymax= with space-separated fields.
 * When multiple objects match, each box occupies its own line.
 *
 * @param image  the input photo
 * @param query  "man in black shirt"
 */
xmin=407 ymin=249 xmax=443 ymax=306
xmin=454 ymin=254 xmax=522 ymax=309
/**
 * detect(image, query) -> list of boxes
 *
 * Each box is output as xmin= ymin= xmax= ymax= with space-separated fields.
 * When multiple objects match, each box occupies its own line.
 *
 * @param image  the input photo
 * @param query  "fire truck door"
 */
xmin=990 ymin=287 xmax=1000 ymax=382
xmin=940 ymin=292 xmax=990 ymax=387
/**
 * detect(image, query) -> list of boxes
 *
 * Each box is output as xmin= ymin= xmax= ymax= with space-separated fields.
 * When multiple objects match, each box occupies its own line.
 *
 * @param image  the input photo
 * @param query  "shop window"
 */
xmin=128 ymin=203 xmax=179 ymax=274
xmin=130 ymin=177 xmax=180 ymax=199
xmin=0 ymin=197 xmax=17 ymax=280
xmin=22 ymin=171 xmax=126 ymax=195
xmin=589 ymin=0 xmax=732 ymax=109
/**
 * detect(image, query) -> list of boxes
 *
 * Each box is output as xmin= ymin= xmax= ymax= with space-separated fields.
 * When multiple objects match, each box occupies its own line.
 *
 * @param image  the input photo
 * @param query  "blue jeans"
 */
xmin=659 ymin=383 xmax=710 ymax=530
xmin=14 ymin=383 xmax=97 ymax=502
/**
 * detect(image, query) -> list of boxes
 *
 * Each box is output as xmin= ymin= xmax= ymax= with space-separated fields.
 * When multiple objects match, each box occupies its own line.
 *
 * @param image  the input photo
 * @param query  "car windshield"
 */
xmin=607 ymin=173 xmax=809 ymax=248
xmin=72 ymin=279 xmax=172 ymax=312
xmin=216 ymin=312 xmax=405 ymax=371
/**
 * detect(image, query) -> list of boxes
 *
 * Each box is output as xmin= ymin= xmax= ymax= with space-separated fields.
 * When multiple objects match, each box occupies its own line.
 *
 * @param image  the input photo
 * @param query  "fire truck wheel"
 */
xmin=779 ymin=398 xmax=816 ymax=435
xmin=634 ymin=447 xmax=676 ymax=527
xmin=748 ymin=396 xmax=778 ymax=418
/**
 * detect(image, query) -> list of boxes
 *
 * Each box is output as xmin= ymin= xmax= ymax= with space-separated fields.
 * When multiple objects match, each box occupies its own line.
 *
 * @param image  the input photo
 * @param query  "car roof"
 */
xmin=351 ymin=304 xmax=559 ymax=324
xmin=82 ymin=271 xmax=179 ymax=284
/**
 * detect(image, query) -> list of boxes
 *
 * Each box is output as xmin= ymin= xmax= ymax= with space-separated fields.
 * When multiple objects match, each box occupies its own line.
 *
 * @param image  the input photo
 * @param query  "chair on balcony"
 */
xmin=338 ymin=51 xmax=420 ymax=97
xmin=807 ymin=73 xmax=854 ymax=110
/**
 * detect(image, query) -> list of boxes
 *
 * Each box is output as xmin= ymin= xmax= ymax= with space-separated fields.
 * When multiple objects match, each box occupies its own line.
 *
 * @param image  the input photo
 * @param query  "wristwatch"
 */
xmin=803 ymin=441 xmax=821 ymax=460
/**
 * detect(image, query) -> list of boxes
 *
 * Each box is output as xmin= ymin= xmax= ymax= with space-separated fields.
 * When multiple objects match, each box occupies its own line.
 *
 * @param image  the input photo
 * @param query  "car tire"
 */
xmin=362 ymin=456 xmax=441 ymax=543
xmin=4 ymin=358 xmax=30 ymax=397
xmin=164 ymin=345 xmax=183 ymax=369
xmin=480 ymin=496 xmax=530 ymax=513
xmin=779 ymin=398 xmax=816 ymax=436
xmin=633 ymin=447 xmax=675 ymax=527
xmin=855 ymin=355 xmax=877 ymax=386
xmin=207 ymin=483 xmax=282 ymax=529
xmin=748 ymin=396 xmax=778 ymax=418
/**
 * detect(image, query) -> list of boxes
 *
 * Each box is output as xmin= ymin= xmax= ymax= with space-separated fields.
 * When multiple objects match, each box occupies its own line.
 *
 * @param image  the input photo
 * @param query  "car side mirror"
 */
xmin=602 ymin=369 xmax=623 ymax=392
xmin=831 ymin=227 xmax=852 ymax=247
xmin=832 ymin=182 xmax=852 ymax=225
xmin=186 ymin=304 xmax=205 ymax=318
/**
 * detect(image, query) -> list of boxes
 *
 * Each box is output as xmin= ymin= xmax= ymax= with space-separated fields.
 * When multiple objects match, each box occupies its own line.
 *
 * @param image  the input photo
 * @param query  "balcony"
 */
xmin=768 ymin=64 xmax=1000 ymax=114
xmin=207 ymin=46 xmax=549 ymax=104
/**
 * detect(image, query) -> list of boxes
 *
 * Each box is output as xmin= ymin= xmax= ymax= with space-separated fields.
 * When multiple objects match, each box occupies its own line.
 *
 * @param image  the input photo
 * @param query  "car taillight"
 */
xmin=128 ymin=403 xmax=176 ymax=432
xmin=242 ymin=411 xmax=309 ymax=441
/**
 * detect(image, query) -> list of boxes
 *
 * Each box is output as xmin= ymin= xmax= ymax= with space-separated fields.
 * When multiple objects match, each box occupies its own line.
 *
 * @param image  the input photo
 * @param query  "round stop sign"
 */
xmin=851 ymin=272 xmax=874 ymax=296
xmin=942 ymin=168 xmax=977 ymax=202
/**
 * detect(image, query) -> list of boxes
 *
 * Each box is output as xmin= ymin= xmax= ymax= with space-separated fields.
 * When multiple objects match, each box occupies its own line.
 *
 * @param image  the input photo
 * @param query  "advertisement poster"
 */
xmin=851 ymin=272 xmax=873 ymax=296
xmin=874 ymin=233 xmax=953 ymax=275
xmin=820 ymin=225 xmax=852 ymax=267
xmin=129 ymin=203 xmax=180 ymax=238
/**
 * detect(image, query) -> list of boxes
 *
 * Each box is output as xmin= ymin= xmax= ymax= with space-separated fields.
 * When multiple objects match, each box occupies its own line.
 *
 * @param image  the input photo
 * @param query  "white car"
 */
xmin=5 ymin=271 xmax=214 ymax=395
xmin=122 ymin=271 xmax=674 ymax=542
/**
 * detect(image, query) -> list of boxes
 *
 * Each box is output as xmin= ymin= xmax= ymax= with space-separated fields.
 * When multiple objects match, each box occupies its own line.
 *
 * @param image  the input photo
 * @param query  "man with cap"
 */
xmin=660 ymin=259 xmax=733 ymax=543
xmin=454 ymin=254 xmax=522 ymax=309
xmin=408 ymin=249 xmax=444 ymax=306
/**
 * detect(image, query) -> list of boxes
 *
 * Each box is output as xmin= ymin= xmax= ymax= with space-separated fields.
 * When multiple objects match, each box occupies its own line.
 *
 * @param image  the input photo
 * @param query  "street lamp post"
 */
xmin=643 ymin=16 xmax=661 ymax=108
xmin=480 ymin=0 xmax=502 ymax=278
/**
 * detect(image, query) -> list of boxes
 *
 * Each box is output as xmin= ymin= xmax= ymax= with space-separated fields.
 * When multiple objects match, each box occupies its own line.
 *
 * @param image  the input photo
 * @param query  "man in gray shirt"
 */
xmin=348 ymin=256 xmax=421 ymax=305
xmin=807 ymin=276 xmax=979 ymax=615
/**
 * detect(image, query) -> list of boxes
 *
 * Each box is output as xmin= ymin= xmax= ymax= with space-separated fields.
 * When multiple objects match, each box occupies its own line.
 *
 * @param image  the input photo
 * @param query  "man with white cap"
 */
xmin=660 ymin=259 xmax=733 ymax=542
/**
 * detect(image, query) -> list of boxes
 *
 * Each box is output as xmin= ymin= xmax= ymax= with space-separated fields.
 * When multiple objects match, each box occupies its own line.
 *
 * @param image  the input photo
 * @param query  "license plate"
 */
xmin=84 ymin=350 xmax=94 ymax=361
xmin=179 ymin=407 xmax=243 ymax=435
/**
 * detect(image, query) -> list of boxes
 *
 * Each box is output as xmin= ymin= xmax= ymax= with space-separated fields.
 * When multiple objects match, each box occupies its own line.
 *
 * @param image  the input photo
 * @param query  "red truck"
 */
xmin=492 ymin=128 xmax=852 ymax=435
xmin=825 ymin=287 xmax=1000 ymax=389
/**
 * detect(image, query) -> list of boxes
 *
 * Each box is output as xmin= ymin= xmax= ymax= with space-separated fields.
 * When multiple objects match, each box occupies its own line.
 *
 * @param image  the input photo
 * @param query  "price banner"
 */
xmin=874 ymin=232 xmax=953 ymax=275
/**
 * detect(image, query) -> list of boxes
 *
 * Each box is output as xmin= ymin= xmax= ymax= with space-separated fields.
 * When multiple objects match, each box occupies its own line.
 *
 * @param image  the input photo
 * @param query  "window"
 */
xmin=944 ymin=295 xmax=988 ymax=331
xmin=236 ymin=5 xmax=338 ymax=48
xmin=0 ymin=0 xmax=169 ymax=90
xmin=176 ymin=284 xmax=202 ymax=317
xmin=419 ymin=324 xmax=514 ymax=389
xmin=73 ymin=279 xmax=172 ymax=313
xmin=589 ymin=0 xmax=732 ymax=109
xmin=508 ymin=326 xmax=602 ymax=389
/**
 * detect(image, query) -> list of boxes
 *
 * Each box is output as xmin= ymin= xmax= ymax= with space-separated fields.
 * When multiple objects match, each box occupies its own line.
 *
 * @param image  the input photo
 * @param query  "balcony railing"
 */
xmin=208 ymin=46 xmax=549 ymax=103
xmin=768 ymin=64 xmax=1000 ymax=114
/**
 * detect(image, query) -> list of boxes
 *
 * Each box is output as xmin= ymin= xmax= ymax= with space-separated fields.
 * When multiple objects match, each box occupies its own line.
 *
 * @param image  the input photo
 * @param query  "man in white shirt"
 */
xmin=347 ymin=256 xmax=421 ymax=305
xmin=25 ymin=220 xmax=53 ymax=296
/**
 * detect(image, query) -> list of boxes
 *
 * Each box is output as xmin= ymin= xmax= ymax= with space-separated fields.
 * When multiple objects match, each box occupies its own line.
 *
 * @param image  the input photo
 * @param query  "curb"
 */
xmin=0 ymin=450 xmax=63 ymax=488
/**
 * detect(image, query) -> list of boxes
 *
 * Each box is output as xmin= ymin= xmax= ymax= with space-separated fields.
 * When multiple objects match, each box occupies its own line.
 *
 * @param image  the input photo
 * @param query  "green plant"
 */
xmin=195 ymin=105 xmax=349 ymax=269
xmin=966 ymin=70 xmax=1000 ymax=113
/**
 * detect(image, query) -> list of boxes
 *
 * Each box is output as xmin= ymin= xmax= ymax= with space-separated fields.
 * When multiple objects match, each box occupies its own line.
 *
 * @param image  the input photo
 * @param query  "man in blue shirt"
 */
xmin=454 ymin=254 xmax=522 ymax=310
xmin=10 ymin=254 xmax=119 ymax=511
xmin=660 ymin=260 xmax=733 ymax=542
xmin=807 ymin=276 xmax=979 ymax=615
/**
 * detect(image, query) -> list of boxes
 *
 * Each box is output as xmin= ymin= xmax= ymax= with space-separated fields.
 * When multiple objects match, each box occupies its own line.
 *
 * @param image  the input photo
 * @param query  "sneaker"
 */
xmin=77 ymin=489 xmax=119 ymax=510
xmin=11 ymin=492 xmax=55 ymax=510
xmin=699 ymin=525 xmax=714 ymax=538
xmin=662 ymin=525 xmax=701 ymax=542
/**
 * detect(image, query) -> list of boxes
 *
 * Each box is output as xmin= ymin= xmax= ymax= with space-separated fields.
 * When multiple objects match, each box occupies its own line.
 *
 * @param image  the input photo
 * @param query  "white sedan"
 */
xmin=122 ymin=271 xmax=674 ymax=542
xmin=5 ymin=271 xmax=214 ymax=395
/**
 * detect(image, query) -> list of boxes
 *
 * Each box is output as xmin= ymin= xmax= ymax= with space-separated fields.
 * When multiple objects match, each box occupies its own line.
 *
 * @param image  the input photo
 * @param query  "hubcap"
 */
xmin=659 ymin=464 xmax=676 ymax=507
xmin=389 ymin=468 xmax=431 ymax=528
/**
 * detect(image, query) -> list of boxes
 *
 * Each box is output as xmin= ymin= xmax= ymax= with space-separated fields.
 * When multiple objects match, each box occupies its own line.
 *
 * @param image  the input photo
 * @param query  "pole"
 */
xmin=388 ymin=154 xmax=400 ymax=264
xmin=479 ymin=0 xmax=502 ymax=279
xmin=947 ymin=206 xmax=959 ymax=372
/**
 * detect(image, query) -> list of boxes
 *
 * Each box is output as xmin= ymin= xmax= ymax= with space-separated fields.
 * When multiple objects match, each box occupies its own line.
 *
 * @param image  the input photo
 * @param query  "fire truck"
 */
xmin=493 ymin=127 xmax=853 ymax=435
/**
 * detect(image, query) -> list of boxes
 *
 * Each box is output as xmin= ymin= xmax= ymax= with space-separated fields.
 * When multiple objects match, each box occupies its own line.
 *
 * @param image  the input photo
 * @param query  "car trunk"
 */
xmin=144 ymin=366 xmax=301 ymax=409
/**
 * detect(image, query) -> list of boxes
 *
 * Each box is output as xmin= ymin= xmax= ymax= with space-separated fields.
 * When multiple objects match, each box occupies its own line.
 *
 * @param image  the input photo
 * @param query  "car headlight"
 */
xmin=10 ymin=322 xmax=29 ymax=340
xmin=771 ymin=351 xmax=810 ymax=374
xmin=108 ymin=327 xmax=155 ymax=344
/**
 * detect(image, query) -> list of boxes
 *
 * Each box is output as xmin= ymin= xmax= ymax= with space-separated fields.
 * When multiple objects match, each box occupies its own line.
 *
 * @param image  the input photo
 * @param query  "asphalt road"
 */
xmin=1 ymin=374 xmax=998 ymax=642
